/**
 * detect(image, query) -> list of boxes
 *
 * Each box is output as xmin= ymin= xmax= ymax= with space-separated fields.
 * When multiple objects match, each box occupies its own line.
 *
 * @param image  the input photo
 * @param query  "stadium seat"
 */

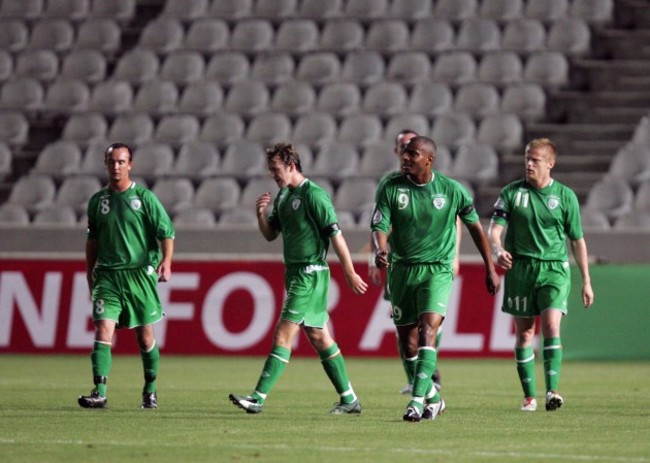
xmin=292 ymin=113 xmax=338 ymax=149
xmin=275 ymin=20 xmax=319 ymax=54
xmin=307 ymin=177 xmax=335 ymax=199
xmin=334 ymin=177 xmax=378 ymax=217
xmin=338 ymin=114 xmax=383 ymax=147
xmin=0 ymin=0 xmax=43 ymax=19
xmin=408 ymin=82 xmax=453 ymax=117
xmin=31 ymin=141 xmax=82 ymax=180
xmin=194 ymin=177 xmax=241 ymax=214
xmin=55 ymin=175 xmax=102 ymax=214
xmin=90 ymin=0 xmax=135 ymax=24
xmin=14 ymin=49 xmax=59 ymax=82
xmin=312 ymin=143 xmax=360 ymax=182
xmin=154 ymin=115 xmax=201 ymax=147
xmin=138 ymin=18 xmax=184 ymax=55
xmin=384 ymin=114 xmax=430 ymax=141
xmin=0 ymin=51 xmax=12 ymax=83
xmin=239 ymin=177 xmax=280 ymax=210
xmin=609 ymin=143 xmax=650 ymax=187
xmin=453 ymin=83 xmax=500 ymax=119
xmin=585 ymin=176 xmax=635 ymax=222
xmin=205 ymin=52 xmax=250 ymax=86
xmin=451 ymin=144 xmax=499 ymax=186
xmin=613 ymin=210 xmax=650 ymax=230
xmin=0 ymin=141 xmax=11 ymax=181
xmin=320 ymin=19 xmax=365 ymax=53
xmin=434 ymin=145 xmax=454 ymax=175
xmin=200 ymin=113 xmax=245 ymax=147
xmin=28 ymin=19 xmax=74 ymax=52
xmin=477 ymin=113 xmax=523 ymax=153
xmin=0 ymin=77 xmax=44 ymax=112
xmin=184 ymin=19 xmax=229 ymax=53
xmin=131 ymin=143 xmax=175 ymax=182
xmin=0 ymin=203 xmax=30 ymax=224
xmin=230 ymin=19 xmax=274 ymax=53
xmin=344 ymin=0 xmax=388 ymax=19
xmin=316 ymin=83 xmax=361 ymax=117
xmin=108 ymin=113 xmax=155 ymax=147
xmin=634 ymin=180 xmax=650 ymax=211
xmin=43 ymin=0 xmax=90 ymax=20
xmin=220 ymin=141 xmax=268 ymax=179
xmin=0 ymin=19 xmax=28 ymax=53
xmin=432 ymin=52 xmax=478 ymax=87
xmin=160 ymin=51 xmax=205 ymax=85
xmin=75 ymin=18 xmax=121 ymax=55
xmin=362 ymin=82 xmax=408 ymax=117
xmin=7 ymin=174 xmax=56 ymax=214
xmin=388 ymin=0 xmax=431 ymax=19
xmin=456 ymin=18 xmax=501 ymax=53
xmin=296 ymin=53 xmax=341 ymax=86
xmin=172 ymin=141 xmax=220 ymax=181
xmin=271 ymin=81 xmax=316 ymax=116
xmin=500 ymin=83 xmax=547 ymax=123
xmin=359 ymin=142 xmax=397 ymax=178
xmin=60 ymin=49 xmax=107 ymax=84
xmin=297 ymin=0 xmax=342 ymax=19
xmin=87 ymin=80 xmax=133 ymax=115
xmin=160 ymin=0 xmax=208 ymax=21
xmin=341 ymin=51 xmax=385 ymax=87
xmin=431 ymin=113 xmax=476 ymax=148
xmin=173 ymin=208 xmax=216 ymax=227
xmin=546 ymin=18 xmax=591 ymax=56
xmin=632 ymin=116 xmax=650 ymax=145
xmin=245 ymin=113 xmax=292 ymax=145
xmin=570 ymin=0 xmax=613 ymax=24
xmin=502 ymin=19 xmax=546 ymax=54
xmin=250 ymin=52 xmax=295 ymax=85
xmin=524 ymin=0 xmax=569 ymax=22
xmin=410 ymin=18 xmax=455 ymax=53
xmin=365 ymin=20 xmax=410 ymax=53
xmin=478 ymin=52 xmax=524 ymax=86
xmin=523 ymin=52 xmax=569 ymax=89
xmin=113 ymin=48 xmax=160 ymax=85
xmin=133 ymin=79 xmax=179 ymax=116
xmin=225 ymin=81 xmax=270 ymax=116
xmin=178 ymin=81 xmax=224 ymax=116
xmin=80 ymin=142 xmax=109 ymax=180
xmin=33 ymin=206 xmax=78 ymax=225
xmin=479 ymin=0 xmax=523 ymax=21
xmin=434 ymin=0 xmax=478 ymax=21
xmin=254 ymin=0 xmax=297 ymax=18
xmin=61 ymin=112 xmax=107 ymax=146
xmin=207 ymin=0 xmax=252 ymax=19
xmin=580 ymin=207 xmax=612 ymax=230
xmin=151 ymin=178 xmax=195 ymax=215
xmin=386 ymin=52 xmax=432 ymax=84
xmin=0 ymin=111 xmax=29 ymax=147
xmin=217 ymin=208 xmax=258 ymax=227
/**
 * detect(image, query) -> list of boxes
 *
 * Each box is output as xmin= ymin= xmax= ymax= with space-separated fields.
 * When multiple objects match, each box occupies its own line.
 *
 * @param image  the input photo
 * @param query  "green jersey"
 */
xmin=371 ymin=171 xmax=478 ymax=267
xmin=268 ymin=178 xmax=340 ymax=265
xmin=491 ymin=178 xmax=583 ymax=261
xmin=87 ymin=182 xmax=175 ymax=270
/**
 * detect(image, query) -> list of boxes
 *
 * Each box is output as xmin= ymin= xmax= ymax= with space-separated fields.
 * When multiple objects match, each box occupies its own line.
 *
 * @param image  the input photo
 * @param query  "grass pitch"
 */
xmin=0 ymin=355 xmax=649 ymax=463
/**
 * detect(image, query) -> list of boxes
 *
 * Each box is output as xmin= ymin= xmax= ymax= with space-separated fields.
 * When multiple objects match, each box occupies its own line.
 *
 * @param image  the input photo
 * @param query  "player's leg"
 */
xmin=432 ymin=325 xmax=443 ymax=391
xmin=136 ymin=324 xmax=159 ymax=409
xmin=78 ymin=319 xmax=115 ymax=408
xmin=514 ymin=316 xmax=537 ymax=410
xmin=540 ymin=308 xmax=564 ymax=411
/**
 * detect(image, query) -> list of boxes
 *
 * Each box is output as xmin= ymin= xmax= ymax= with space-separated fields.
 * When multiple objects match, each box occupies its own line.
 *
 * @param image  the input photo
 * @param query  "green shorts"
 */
xmin=92 ymin=266 xmax=163 ymax=329
xmin=502 ymin=258 xmax=571 ymax=317
xmin=388 ymin=263 xmax=453 ymax=326
xmin=282 ymin=264 xmax=330 ymax=328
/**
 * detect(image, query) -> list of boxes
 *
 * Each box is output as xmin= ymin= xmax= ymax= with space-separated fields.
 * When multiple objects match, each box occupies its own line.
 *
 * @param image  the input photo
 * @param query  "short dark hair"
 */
xmin=408 ymin=135 xmax=437 ymax=156
xmin=105 ymin=142 xmax=133 ymax=161
xmin=265 ymin=142 xmax=302 ymax=173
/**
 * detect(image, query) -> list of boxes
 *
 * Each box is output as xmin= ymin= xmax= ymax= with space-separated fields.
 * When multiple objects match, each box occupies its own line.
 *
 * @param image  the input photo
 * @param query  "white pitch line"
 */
xmin=0 ymin=438 xmax=648 ymax=462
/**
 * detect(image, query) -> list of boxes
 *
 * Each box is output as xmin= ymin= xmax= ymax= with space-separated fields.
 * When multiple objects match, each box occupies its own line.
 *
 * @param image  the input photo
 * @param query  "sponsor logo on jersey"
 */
xmin=547 ymin=195 xmax=560 ymax=210
xmin=432 ymin=195 xmax=446 ymax=210
xmin=292 ymin=198 xmax=301 ymax=210
xmin=130 ymin=197 xmax=142 ymax=210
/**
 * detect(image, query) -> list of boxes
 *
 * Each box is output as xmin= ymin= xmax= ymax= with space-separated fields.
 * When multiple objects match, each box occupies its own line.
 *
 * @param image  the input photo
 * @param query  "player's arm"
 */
xmin=158 ymin=238 xmax=174 ymax=282
xmin=85 ymin=238 xmax=98 ymax=293
xmin=465 ymin=220 xmax=500 ymax=295
xmin=453 ymin=217 xmax=462 ymax=276
xmin=372 ymin=230 xmax=390 ymax=269
xmin=487 ymin=220 xmax=513 ymax=270
xmin=256 ymin=192 xmax=279 ymax=241
xmin=331 ymin=232 xmax=368 ymax=295
xmin=570 ymin=237 xmax=594 ymax=308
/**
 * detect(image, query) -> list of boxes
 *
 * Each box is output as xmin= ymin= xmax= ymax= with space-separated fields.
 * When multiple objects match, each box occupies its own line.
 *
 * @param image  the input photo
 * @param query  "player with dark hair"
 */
xmin=488 ymin=138 xmax=594 ymax=412
xmin=372 ymin=136 xmax=500 ymax=422
xmin=229 ymin=142 xmax=368 ymax=415
xmin=78 ymin=142 xmax=175 ymax=409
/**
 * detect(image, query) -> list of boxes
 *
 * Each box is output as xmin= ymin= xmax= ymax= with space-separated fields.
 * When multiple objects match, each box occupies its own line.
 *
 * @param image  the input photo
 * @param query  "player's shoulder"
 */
xmin=500 ymin=178 xmax=527 ymax=194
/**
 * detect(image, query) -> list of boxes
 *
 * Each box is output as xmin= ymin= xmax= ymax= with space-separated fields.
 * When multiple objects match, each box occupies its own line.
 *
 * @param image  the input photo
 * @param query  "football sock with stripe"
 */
xmin=543 ymin=337 xmax=562 ymax=392
xmin=141 ymin=341 xmax=159 ymax=394
xmin=91 ymin=341 xmax=111 ymax=397
xmin=320 ymin=343 xmax=357 ymax=404
xmin=412 ymin=347 xmax=437 ymax=402
xmin=516 ymin=346 xmax=536 ymax=398
xmin=252 ymin=345 xmax=291 ymax=403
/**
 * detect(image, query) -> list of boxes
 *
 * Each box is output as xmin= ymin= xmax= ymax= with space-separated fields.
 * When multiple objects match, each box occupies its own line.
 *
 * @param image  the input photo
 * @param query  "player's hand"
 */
xmin=485 ymin=267 xmax=500 ymax=295
xmin=375 ymin=249 xmax=390 ymax=269
xmin=494 ymin=249 xmax=513 ymax=270
xmin=256 ymin=192 xmax=272 ymax=215
xmin=368 ymin=265 xmax=383 ymax=286
xmin=346 ymin=272 xmax=368 ymax=295
xmin=157 ymin=262 xmax=171 ymax=282
xmin=582 ymin=282 xmax=594 ymax=308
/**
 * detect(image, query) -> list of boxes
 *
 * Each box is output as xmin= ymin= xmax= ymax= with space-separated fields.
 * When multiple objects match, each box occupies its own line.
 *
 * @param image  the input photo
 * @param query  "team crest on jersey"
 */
xmin=292 ymin=198 xmax=301 ymax=210
xmin=432 ymin=195 xmax=446 ymax=210
xmin=547 ymin=195 xmax=560 ymax=210
xmin=130 ymin=198 xmax=142 ymax=210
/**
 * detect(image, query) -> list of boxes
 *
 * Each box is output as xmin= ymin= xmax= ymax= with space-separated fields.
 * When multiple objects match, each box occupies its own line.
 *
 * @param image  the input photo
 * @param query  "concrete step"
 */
xmin=568 ymin=107 xmax=650 ymax=124
xmin=526 ymin=123 xmax=635 ymax=146
xmin=547 ymin=91 xmax=650 ymax=123
xmin=574 ymin=59 xmax=650 ymax=91
xmin=594 ymin=29 xmax=650 ymax=59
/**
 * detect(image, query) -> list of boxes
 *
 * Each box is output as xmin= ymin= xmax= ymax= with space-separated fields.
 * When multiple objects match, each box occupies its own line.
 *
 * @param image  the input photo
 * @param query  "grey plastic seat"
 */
xmin=172 ymin=141 xmax=220 ymax=181
xmin=245 ymin=113 xmax=292 ymax=145
xmin=108 ymin=113 xmax=155 ymax=147
xmin=0 ymin=77 xmax=44 ymax=112
xmin=0 ymin=111 xmax=29 ymax=147
xmin=580 ymin=208 xmax=611 ymax=230
xmin=341 ymin=51 xmax=385 ymax=87
xmin=388 ymin=0 xmax=431 ymax=19
xmin=523 ymin=52 xmax=569 ymax=89
xmin=434 ymin=145 xmax=454 ymax=175
xmin=160 ymin=51 xmax=205 ymax=85
xmin=44 ymin=0 xmax=90 ymax=20
xmin=7 ymin=174 xmax=56 ymax=213
xmin=194 ymin=177 xmax=241 ymax=213
xmin=432 ymin=52 xmax=477 ymax=87
xmin=365 ymin=20 xmax=410 ymax=53
xmin=359 ymin=142 xmax=397 ymax=178
xmin=207 ymin=0 xmax=252 ymax=19
xmin=230 ymin=19 xmax=274 ymax=53
xmin=75 ymin=18 xmax=121 ymax=55
xmin=292 ymin=113 xmax=337 ymax=149
xmin=240 ymin=177 xmax=280 ymax=210
xmin=297 ymin=0 xmax=342 ymax=19
xmin=200 ymin=113 xmax=245 ymax=147
xmin=334 ymin=177 xmax=378 ymax=217
xmin=500 ymin=83 xmax=546 ymax=122
xmin=570 ymin=0 xmax=613 ymax=24
xmin=28 ymin=19 xmax=74 ymax=52
xmin=410 ymin=18 xmax=455 ymax=53
xmin=275 ymin=20 xmax=319 ymax=54
xmin=362 ymin=82 xmax=407 ymax=117
xmin=454 ymin=83 xmax=500 ymax=119
xmin=205 ymin=52 xmax=250 ymax=86
xmin=178 ymin=81 xmax=224 ymax=116
xmin=312 ymin=143 xmax=360 ymax=182
xmin=217 ymin=208 xmax=258 ymax=226
xmin=434 ymin=0 xmax=478 ymax=21
xmin=0 ymin=19 xmax=28 ymax=53
xmin=479 ymin=0 xmax=523 ymax=20
xmin=634 ymin=180 xmax=650 ymax=211
xmin=138 ymin=18 xmax=184 ymax=55
xmin=0 ymin=203 xmax=30 ymax=224
xmin=173 ymin=208 xmax=216 ymax=227
xmin=336 ymin=210 xmax=357 ymax=229
xmin=344 ymin=0 xmax=388 ymax=18
xmin=184 ymin=19 xmax=229 ymax=53
xmin=80 ymin=142 xmax=109 ymax=180
xmin=0 ymin=0 xmax=43 ymax=19
xmin=220 ymin=141 xmax=268 ymax=179
xmin=456 ymin=18 xmax=501 ymax=53
xmin=90 ymin=0 xmax=135 ymax=24
xmin=408 ymin=82 xmax=453 ymax=117
xmin=585 ymin=177 xmax=635 ymax=222
xmin=254 ymin=0 xmax=297 ymax=18
xmin=0 ymin=142 xmax=11 ymax=180
xmin=524 ymin=0 xmax=569 ymax=22
xmin=632 ymin=116 xmax=650 ymax=145
xmin=338 ymin=114 xmax=383 ymax=148
xmin=296 ymin=53 xmax=341 ymax=85
xmin=113 ymin=48 xmax=160 ymax=85
xmin=320 ymin=19 xmax=365 ymax=53
xmin=384 ymin=114 xmax=430 ymax=142
xmin=250 ymin=52 xmax=295 ymax=85
xmin=55 ymin=175 xmax=102 ymax=214
xmin=151 ymin=178 xmax=195 ymax=215
xmin=316 ymin=83 xmax=361 ymax=117
xmin=546 ymin=18 xmax=591 ymax=56
xmin=160 ymin=0 xmax=208 ymax=21
xmin=31 ymin=140 xmax=82 ymax=180
xmin=60 ymin=49 xmax=107 ymax=84
xmin=614 ymin=210 xmax=650 ymax=230
xmin=476 ymin=113 xmax=523 ymax=153
xmin=33 ymin=206 xmax=78 ymax=225
xmin=0 ymin=50 xmax=13 ymax=83
xmin=451 ymin=144 xmax=499 ymax=186
xmin=271 ymin=81 xmax=316 ymax=116
xmin=478 ymin=52 xmax=524 ymax=86
xmin=431 ymin=113 xmax=476 ymax=148
xmin=225 ymin=81 xmax=270 ymax=116
xmin=608 ymin=143 xmax=650 ymax=187
xmin=87 ymin=80 xmax=133 ymax=115
xmin=131 ymin=143 xmax=175 ymax=182
xmin=133 ymin=79 xmax=178 ymax=116
xmin=386 ymin=52 xmax=432 ymax=84
xmin=502 ymin=19 xmax=546 ymax=54
xmin=61 ymin=112 xmax=107 ymax=146
xmin=15 ymin=49 xmax=59 ymax=82
xmin=154 ymin=115 xmax=201 ymax=147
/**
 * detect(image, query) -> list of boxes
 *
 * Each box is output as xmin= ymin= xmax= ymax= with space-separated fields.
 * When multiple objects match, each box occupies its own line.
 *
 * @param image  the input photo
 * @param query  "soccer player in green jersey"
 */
xmin=229 ymin=142 xmax=368 ymax=415
xmin=78 ymin=143 xmax=175 ymax=410
xmin=372 ymin=136 xmax=500 ymax=422
xmin=488 ymin=138 xmax=594 ymax=412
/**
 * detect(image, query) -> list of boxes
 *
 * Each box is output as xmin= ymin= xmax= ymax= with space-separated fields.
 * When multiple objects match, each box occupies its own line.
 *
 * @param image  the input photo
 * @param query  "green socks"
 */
xmin=543 ymin=337 xmax=562 ymax=392
xmin=141 ymin=342 xmax=160 ymax=394
xmin=515 ymin=346 xmax=536 ymax=398
xmin=91 ymin=341 xmax=111 ymax=397
xmin=252 ymin=345 xmax=291 ymax=403
xmin=320 ymin=343 xmax=357 ymax=404
xmin=412 ymin=347 xmax=437 ymax=401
